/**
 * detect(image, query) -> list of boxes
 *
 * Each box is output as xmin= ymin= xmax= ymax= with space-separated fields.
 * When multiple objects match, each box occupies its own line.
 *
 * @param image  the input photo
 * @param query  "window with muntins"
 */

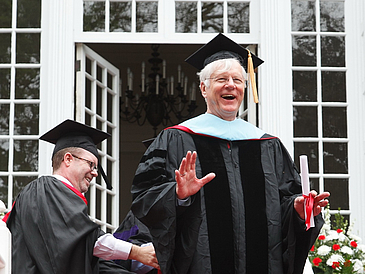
xmin=175 ymin=1 xmax=250 ymax=33
xmin=291 ymin=0 xmax=348 ymax=220
xmin=0 ymin=0 xmax=41 ymax=209
xmin=75 ymin=44 xmax=120 ymax=232
xmin=83 ymin=0 xmax=159 ymax=32
xmin=82 ymin=0 xmax=254 ymax=34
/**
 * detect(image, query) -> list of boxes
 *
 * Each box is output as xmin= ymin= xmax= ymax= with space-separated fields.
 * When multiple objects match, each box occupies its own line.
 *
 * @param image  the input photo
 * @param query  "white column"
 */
xmin=347 ymin=0 xmax=365 ymax=240
xmin=259 ymin=0 xmax=294 ymax=154
xmin=39 ymin=0 xmax=76 ymax=175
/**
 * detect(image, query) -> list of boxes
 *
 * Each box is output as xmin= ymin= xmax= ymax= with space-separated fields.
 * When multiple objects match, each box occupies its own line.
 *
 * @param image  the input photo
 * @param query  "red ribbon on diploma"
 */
xmin=303 ymin=193 xmax=314 ymax=231
xmin=300 ymin=155 xmax=315 ymax=230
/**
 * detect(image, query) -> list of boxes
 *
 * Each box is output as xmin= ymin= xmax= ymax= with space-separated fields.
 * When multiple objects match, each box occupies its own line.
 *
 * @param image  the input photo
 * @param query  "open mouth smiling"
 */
xmin=221 ymin=94 xmax=236 ymax=100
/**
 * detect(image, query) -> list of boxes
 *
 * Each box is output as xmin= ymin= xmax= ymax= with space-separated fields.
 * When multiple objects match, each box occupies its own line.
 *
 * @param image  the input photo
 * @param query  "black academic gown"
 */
xmin=131 ymin=127 xmax=324 ymax=274
xmin=6 ymin=176 xmax=133 ymax=274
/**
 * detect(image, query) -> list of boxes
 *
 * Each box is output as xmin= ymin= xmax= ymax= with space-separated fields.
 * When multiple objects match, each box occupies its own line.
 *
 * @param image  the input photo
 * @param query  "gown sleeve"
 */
xmin=274 ymin=139 xmax=324 ymax=274
xmin=131 ymin=129 xmax=201 ymax=273
xmin=131 ymin=129 xmax=181 ymax=224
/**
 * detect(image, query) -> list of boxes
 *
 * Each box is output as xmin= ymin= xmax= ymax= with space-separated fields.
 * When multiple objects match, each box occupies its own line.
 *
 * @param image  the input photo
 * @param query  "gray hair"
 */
xmin=197 ymin=58 xmax=246 ymax=88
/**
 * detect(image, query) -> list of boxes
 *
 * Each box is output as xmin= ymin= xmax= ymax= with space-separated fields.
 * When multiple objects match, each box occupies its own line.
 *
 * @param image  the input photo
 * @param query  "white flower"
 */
xmin=347 ymin=221 xmax=355 ymax=235
xmin=358 ymin=244 xmax=365 ymax=252
xmin=338 ymin=233 xmax=348 ymax=242
xmin=322 ymin=224 xmax=331 ymax=232
xmin=352 ymin=259 xmax=363 ymax=273
xmin=326 ymin=254 xmax=344 ymax=267
xmin=349 ymin=233 xmax=362 ymax=242
xmin=317 ymin=245 xmax=332 ymax=256
xmin=324 ymin=207 xmax=331 ymax=224
xmin=0 ymin=200 xmax=6 ymax=213
xmin=326 ymin=230 xmax=340 ymax=241
xmin=341 ymin=246 xmax=354 ymax=255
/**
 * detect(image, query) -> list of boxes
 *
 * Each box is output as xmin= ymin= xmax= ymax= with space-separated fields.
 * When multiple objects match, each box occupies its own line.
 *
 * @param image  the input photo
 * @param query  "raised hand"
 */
xmin=175 ymin=151 xmax=216 ymax=200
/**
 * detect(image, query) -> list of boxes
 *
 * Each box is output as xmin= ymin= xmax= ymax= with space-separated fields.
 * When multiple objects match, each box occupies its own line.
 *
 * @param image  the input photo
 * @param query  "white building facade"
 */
xmin=0 ymin=0 xmax=364 ymax=240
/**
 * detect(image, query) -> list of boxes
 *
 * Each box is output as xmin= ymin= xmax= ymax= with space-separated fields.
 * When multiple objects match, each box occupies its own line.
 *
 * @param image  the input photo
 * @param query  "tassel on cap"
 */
xmin=184 ymin=33 xmax=264 ymax=104
xmin=247 ymin=50 xmax=259 ymax=104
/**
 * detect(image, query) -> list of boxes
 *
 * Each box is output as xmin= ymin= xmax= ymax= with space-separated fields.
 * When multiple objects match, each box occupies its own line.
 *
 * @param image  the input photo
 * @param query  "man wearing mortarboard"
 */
xmin=4 ymin=119 xmax=159 ymax=273
xmin=130 ymin=33 xmax=330 ymax=274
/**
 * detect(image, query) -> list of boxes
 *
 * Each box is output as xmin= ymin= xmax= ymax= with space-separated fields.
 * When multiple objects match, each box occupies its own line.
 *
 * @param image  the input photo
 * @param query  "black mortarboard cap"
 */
xmin=40 ymin=119 xmax=110 ymax=159
xmin=40 ymin=119 xmax=113 ymax=189
xmin=185 ymin=33 xmax=264 ymax=103
xmin=185 ymin=33 xmax=264 ymax=71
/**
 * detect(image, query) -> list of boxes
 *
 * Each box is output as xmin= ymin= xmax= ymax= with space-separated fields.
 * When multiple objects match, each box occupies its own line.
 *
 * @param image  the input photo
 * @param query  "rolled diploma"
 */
xmin=300 ymin=155 xmax=315 ymax=228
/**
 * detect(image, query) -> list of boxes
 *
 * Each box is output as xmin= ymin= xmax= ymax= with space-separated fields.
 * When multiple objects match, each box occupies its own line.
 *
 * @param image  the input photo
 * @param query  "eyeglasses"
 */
xmin=207 ymin=76 xmax=245 ymax=85
xmin=71 ymin=154 xmax=98 ymax=172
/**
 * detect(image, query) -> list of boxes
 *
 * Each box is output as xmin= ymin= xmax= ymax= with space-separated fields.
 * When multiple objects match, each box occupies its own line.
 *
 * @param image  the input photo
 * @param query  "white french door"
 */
xmin=75 ymin=44 xmax=120 ymax=232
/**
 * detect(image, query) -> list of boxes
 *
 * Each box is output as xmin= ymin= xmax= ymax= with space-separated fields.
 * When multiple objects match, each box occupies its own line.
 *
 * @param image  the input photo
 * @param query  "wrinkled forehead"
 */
xmin=210 ymin=59 xmax=246 ymax=78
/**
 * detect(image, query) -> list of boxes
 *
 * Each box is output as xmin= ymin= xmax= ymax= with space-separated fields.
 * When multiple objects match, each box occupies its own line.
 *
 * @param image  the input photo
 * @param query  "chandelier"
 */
xmin=120 ymin=45 xmax=198 ymax=136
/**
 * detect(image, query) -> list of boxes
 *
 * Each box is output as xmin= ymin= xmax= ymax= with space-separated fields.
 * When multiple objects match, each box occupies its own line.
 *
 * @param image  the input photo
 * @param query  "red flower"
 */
xmin=337 ymin=229 xmax=343 ymax=233
xmin=332 ymin=262 xmax=340 ymax=269
xmin=313 ymin=257 xmax=322 ymax=266
xmin=351 ymin=241 xmax=358 ymax=248
xmin=333 ymin=244 xmax=341 ymax=251
xmin=318 ymin=235 xmax=326 ymax=240
xmin=310 ymin=245 xmax=315 ymax=252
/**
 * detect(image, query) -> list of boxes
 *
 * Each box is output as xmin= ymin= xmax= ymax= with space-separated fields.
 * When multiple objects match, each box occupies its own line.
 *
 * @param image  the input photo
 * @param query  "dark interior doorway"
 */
xmin=86 ymin=43 xmax=206 ymax=220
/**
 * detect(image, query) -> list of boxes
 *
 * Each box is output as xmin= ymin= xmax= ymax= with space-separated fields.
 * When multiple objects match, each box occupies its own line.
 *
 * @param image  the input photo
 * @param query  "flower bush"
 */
xmin=0 ymin=200 xmax=6 ymax=219
xmin=309 ymin=205 xmax=365 ymax=273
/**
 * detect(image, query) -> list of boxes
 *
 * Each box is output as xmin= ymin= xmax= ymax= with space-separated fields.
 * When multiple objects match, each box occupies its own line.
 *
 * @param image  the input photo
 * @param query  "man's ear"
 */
xmin=63 ymin=152 xmax=73 ymax=167
xmin=200 ymin=82 xmax=207 ymax=98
